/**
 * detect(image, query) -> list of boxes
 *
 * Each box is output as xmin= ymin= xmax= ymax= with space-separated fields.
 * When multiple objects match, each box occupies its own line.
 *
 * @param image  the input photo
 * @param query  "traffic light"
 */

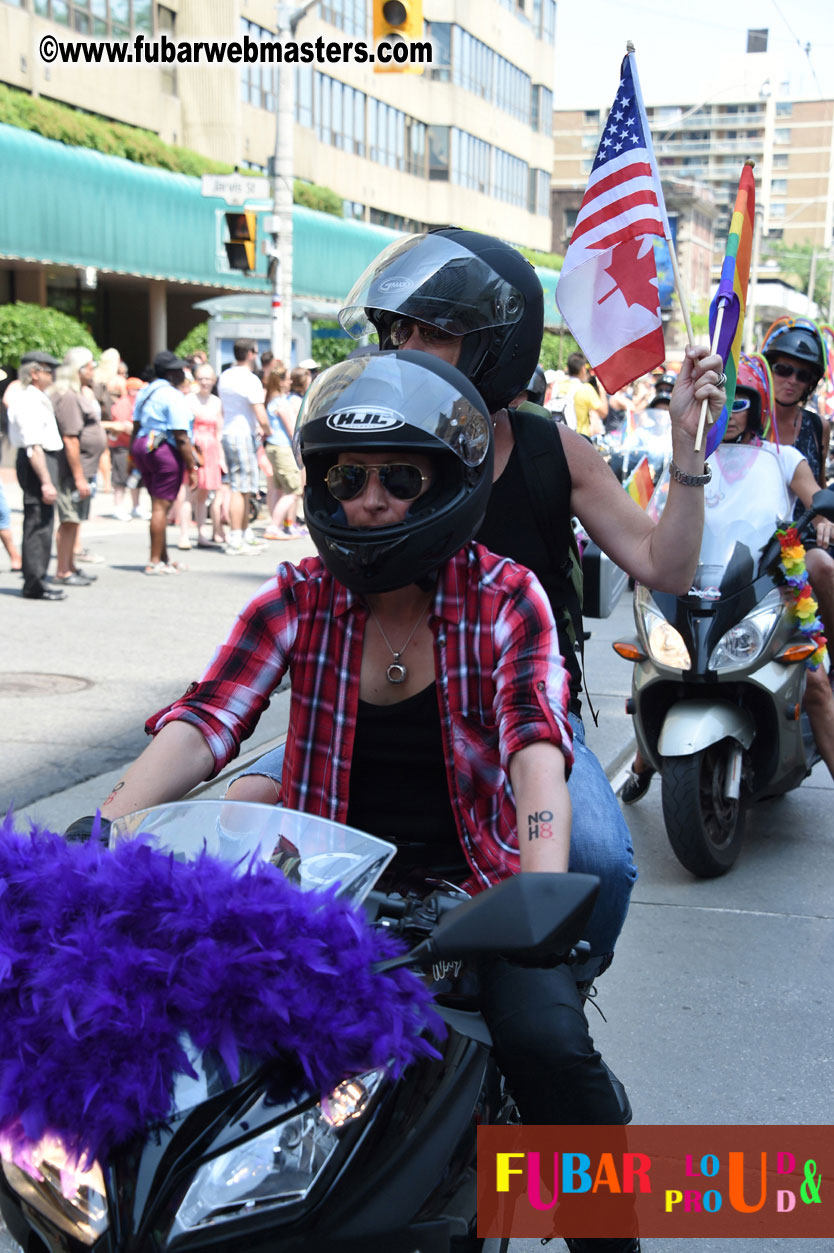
xmin=224 ymin=211 xmax=257 ymax=272
xmin=373 ymin=0 xmax=424 ymax=74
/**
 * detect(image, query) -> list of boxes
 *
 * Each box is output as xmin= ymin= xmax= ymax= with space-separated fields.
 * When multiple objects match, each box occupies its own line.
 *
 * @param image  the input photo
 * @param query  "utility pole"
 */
xmin=807 ymin=248 xmax=818 ymax=315
xmin=270 ymin=0 xmax=320 ymax=364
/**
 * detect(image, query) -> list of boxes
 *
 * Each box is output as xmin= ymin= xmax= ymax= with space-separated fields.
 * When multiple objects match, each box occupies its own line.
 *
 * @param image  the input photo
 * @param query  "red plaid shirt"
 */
xmin=148 ymin=543 xmax=572 ymax=892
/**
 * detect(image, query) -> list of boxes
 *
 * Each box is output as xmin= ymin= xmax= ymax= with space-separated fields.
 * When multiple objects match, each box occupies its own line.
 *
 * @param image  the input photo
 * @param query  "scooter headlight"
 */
xmin=171 ymin=1069 xmax=385 ymax=1235
xmin=708 ymin=590 xmax=783 ymax=673
xmin=635 ymin=585 xmax=691 ymax=671
xmin=0 ymin=1135 xmax=109 ymax=1246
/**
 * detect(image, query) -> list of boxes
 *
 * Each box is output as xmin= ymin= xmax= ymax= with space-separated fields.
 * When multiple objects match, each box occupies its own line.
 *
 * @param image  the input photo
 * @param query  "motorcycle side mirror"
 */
xmin=404 ymin=873 xmax=600 ymax=970
xmin=810 ymin=488 xmax=834 ymax=521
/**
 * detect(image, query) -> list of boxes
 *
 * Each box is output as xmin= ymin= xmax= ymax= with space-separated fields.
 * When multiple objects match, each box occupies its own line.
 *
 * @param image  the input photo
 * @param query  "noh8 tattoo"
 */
xmin=527 ymin=809 xmax=554 ymax=840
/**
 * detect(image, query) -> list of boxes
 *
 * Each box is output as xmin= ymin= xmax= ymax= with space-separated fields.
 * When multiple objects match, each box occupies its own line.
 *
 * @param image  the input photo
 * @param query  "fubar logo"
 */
xmin=326 ymin=408 xmax=404 ymax=432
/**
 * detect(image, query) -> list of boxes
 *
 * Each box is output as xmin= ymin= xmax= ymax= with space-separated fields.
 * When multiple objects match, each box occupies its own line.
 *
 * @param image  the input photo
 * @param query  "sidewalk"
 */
xmin=1 ymin=462 xmax=311 ymax=823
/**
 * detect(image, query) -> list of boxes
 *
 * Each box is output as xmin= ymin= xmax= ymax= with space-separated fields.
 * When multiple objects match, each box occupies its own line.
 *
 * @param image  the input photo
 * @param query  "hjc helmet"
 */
xmin=338 ymin=228 xmax=544 ymax=414
xmin=761 ymin=318 xmax=825 ymax=404
xmin=294 ymin=350 xmax=494 ymax=594
xmin=729 ymin=353 xmax=774 ymax=441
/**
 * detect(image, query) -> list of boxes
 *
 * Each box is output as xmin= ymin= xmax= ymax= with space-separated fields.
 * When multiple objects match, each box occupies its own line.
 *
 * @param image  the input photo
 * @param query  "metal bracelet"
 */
xmin=670 ymin=458 xmax=712 ymax=487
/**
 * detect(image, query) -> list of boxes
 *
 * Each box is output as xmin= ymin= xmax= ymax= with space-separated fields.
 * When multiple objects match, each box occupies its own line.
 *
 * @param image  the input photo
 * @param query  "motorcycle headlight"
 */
xmin=635 ymin=585 xmax=691 ymax=671
xmin=708 ymin=589 xmax=783 ymax=673
xmin=171 ymin=1069 xmax=385 ymax=1235
xmin=0 ymin=1136 xmax=108 ymax=1246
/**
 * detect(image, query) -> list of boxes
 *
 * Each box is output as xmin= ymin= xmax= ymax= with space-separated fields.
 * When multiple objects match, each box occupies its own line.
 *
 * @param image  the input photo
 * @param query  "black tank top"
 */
xmin=346 ymin=682 xmax=467 ymax=878
xmin=477 ymin=432 xmax=584 ymax=714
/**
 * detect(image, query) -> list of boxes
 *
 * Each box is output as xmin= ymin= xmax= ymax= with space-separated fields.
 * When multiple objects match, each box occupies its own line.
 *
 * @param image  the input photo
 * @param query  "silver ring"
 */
xmin=715 ymin=371 xmax=727 ymax=387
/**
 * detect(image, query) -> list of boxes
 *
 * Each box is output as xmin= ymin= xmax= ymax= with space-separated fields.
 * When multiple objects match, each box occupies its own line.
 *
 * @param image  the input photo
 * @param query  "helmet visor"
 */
xmin=295 ymin=353 xmax=491 ymax=468
xmin=338 ymin=233 xmax=527 ymax=340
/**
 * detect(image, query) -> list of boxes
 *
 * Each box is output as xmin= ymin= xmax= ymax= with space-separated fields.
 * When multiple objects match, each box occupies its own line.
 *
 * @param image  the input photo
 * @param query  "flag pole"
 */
xmin=626 ymin=40 xmax=710 ymax=443
xmin=694 ymin=303 xmax=726 ymax=451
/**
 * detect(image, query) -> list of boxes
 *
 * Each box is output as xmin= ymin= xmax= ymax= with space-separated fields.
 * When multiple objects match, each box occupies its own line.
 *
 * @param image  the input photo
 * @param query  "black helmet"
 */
xmin=338 ymin=228 xmax=544 ymax=413
xmin=762 ymin=319 xmax=825 ymax=402
xmin=294 ymin=350 xmax=494 ymax=594
xmin=524 ymin=364 xmax=547 ymax=407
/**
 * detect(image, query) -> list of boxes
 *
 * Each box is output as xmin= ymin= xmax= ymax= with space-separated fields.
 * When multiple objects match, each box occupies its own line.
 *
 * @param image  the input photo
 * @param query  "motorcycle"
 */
xmin=0 ymin=800 xmax=599 ymax=1253
xmin=614 ymin=443 xmax=834 ymax=878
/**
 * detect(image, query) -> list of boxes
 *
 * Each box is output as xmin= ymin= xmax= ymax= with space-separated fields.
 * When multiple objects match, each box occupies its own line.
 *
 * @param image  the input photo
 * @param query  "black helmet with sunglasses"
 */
xmin=294 ymin=350 xmax=494 ymax=594
xmin=761 ymin=319 xmax=825 ymax=403
xmin=338 ymin=229 xmax=544 ymax=414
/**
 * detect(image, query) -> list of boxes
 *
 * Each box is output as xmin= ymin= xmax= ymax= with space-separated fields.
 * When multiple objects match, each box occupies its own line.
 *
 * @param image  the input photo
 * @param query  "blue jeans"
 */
xmin=235 ymin=712 xmax=637 ymax=979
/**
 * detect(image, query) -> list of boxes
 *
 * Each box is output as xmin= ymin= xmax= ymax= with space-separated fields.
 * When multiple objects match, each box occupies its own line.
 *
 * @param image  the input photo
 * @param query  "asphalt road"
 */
xmin=1 ymin=481 xmax=832 ymax=1251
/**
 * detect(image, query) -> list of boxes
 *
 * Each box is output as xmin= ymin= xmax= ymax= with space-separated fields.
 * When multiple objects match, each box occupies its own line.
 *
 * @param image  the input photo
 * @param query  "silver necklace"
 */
xmin=368 ymin=598 xmax=431 ymax=684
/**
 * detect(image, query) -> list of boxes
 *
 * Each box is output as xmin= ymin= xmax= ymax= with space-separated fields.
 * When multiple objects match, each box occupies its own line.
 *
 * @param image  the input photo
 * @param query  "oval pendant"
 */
xmin=387 ymin=661 xmax=407 ymax=684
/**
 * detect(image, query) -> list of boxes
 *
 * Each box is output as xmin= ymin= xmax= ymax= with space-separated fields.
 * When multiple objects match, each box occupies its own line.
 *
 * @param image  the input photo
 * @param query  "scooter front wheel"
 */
xmin=661 ymin=743 xmax=745 ymax=878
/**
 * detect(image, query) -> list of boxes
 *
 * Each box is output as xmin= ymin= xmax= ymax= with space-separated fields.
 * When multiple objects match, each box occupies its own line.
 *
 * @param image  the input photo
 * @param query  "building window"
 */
xmin=319 ymin=0 xmax=365 ymax=37
xmin=528 ymin=167 xmax=550 ymax=215
xmin=428 ymin=125 xmax=450 ymax=181
xmin=368 ymin=97 xmax=405 ymax=170
xmin=406 ymin=117 xmax=426 ymax=177
xmin=775 ymin=101 xmax=792 ymax=117
xmin=296 ymin=65 xmax=313 ymax=128
xmin=774 ymin=128 xmax=791 ymax=144
xmin=451 ymin=128 xmax=490 ymax=194
xmin=431 ymin=25 xmax=531 ymax=125
xmin=772 ymin=152 xmax=789 ymax=168
xmin=540 ymin=0 xmax=555 ymax=42
xmin=241 ymin=19 xmax=277 ymax=110
xmin=770 ymin=178 xmax=787 ymax=195
xmin=426 ymin=21 xmax=451 ymax=81
xmin=31 ymin=0 xmax=150 ymax=33
xmin=492 ymin=145 xmax=527 ymax=208
xmin=769 ymin=203 xmax=786 ymax=218
xmin=532 ymin=84 xmax=553 ymax=135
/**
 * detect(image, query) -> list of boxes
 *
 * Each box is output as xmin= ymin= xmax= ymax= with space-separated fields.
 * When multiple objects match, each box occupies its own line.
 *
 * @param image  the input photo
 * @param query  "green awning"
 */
xmin=0 ymin=122 xmax=561 ymax=323
xmin=0 ymin=122 xmax=267 ymax=289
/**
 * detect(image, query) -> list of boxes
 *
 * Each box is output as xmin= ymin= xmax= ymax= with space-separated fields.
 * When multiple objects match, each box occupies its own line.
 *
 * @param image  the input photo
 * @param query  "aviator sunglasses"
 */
xmin=771 ymin=361 xmax=816 ymax=385
xmin=388 ymin=317 xmax=459 ymax=348
xmin=326 ymin=462 xmax=429 ymax=502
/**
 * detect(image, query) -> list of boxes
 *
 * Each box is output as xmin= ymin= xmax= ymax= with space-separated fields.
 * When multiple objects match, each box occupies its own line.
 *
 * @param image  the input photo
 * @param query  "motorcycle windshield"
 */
xmin=649 ymin=443 xmax=793 ymax=597
xmin=109 ymin=801 xmax=396 ymax=904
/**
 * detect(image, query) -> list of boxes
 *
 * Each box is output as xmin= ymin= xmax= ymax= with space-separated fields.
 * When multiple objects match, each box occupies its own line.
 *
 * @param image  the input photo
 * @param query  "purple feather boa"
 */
xmin=0 ymin=813 xmax=442 ymax=1166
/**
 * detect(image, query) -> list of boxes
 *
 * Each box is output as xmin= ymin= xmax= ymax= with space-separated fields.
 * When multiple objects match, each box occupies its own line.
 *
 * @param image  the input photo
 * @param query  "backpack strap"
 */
xmin=508 ymin=404 xmax=584 ymax=656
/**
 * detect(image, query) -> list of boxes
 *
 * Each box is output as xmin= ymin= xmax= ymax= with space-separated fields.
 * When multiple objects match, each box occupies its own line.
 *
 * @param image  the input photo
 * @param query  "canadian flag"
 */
xmin=556 ymin=52 xmax=669 ymax=392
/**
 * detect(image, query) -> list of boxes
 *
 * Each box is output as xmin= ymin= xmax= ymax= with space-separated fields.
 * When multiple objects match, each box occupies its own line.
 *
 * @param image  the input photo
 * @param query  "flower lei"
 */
xmin=776 ymin=526 xmax=827 ymax=668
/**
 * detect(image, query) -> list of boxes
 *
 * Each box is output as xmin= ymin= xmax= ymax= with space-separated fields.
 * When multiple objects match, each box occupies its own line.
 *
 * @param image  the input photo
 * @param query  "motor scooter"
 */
xmin=614 ymin=444 xmax=834 ymax=878
xmin=0 ymin=800 xmax=599 ymax=1253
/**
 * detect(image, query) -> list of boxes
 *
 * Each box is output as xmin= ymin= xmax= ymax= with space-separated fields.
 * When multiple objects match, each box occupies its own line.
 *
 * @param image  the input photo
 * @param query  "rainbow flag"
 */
xmin=705 ymin=162 xmax=756 ymax=456
xmin=624 ymin=455 xmax=654 ymax=510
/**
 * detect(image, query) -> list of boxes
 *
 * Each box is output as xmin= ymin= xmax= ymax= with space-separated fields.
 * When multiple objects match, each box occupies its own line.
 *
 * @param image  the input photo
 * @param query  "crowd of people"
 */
xmin=0 ymin=341 xmax=320 ymax=594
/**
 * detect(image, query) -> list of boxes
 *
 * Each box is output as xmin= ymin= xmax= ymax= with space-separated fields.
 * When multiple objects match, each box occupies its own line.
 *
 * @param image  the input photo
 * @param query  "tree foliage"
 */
xmin=310 ymin=321 xmax=355 ymax=368
xmin=539 ymin=330 xmax=580 ymax=371
xmin=0 ymin=84 xmax=343 ymax=215
xmin=759 ymin=239 xmax=833 ymax=312
xmin=0 ymin=303 xmax=100 ymax=370
xmin=519 ymin=247 xmax=563 ymax=272
xmin=174 ymin=322 xmax=209 ymax=361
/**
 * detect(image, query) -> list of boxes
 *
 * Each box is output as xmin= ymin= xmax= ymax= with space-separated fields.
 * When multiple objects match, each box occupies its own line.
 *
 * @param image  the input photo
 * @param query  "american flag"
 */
xmin=556 ymin=51 xmax=669 ymax=392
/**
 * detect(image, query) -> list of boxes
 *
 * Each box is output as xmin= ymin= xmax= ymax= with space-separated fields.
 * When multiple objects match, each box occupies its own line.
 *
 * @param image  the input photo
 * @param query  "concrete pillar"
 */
xmin=148 ymin=280 xmax=168 ymax=355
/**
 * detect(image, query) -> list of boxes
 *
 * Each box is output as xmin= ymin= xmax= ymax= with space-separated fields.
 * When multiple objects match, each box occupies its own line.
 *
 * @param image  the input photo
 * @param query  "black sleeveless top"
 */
xmin=346 ymin=682 xmax=466 ymax=878
xmin=477 ymin=425 xmax=584 ymax=714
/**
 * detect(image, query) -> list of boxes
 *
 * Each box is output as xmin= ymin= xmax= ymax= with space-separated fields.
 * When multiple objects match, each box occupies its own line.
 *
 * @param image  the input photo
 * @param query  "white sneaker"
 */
xmin=112 ymin=509 xmax=133 ymax=522
xmin=131 ymin=507 xmax=151 ymax=521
